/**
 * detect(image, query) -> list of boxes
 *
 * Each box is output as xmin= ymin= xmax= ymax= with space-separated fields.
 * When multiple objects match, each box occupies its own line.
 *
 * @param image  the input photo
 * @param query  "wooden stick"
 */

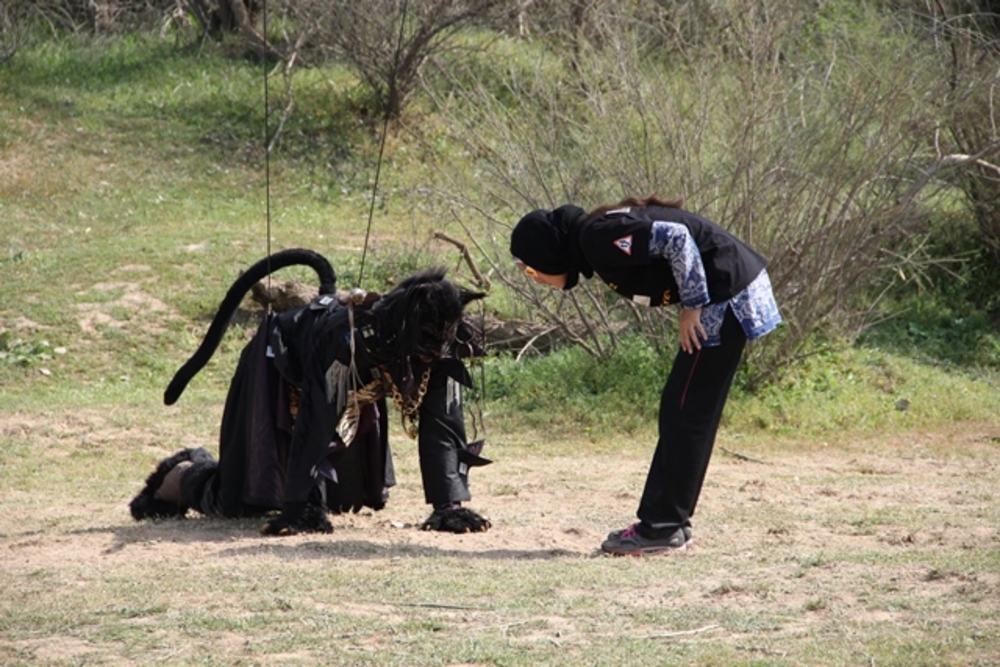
xmin=645 ymin=623 xmax=722 ymax=639
xmin=396 ymin=602 xmax=490 ymax=611
xmin=720 ymin=447 xmax=769 ymax=464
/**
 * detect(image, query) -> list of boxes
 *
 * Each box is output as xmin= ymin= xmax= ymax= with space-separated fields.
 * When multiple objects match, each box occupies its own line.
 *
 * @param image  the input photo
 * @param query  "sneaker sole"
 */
xmin=602 ymin=538 xmax=694 ymax=557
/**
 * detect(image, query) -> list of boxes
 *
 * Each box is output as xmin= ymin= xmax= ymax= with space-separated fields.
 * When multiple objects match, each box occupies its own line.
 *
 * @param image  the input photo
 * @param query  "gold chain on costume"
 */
xmin=381 ymin=366 xmax=432 ymax=440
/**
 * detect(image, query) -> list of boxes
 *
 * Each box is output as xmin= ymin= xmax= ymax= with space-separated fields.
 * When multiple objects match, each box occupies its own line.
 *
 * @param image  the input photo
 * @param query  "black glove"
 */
xmin=421 ymin=507 xmax=492 ymax=533
xmin=261 ymin=501 xmax=333 ymax=536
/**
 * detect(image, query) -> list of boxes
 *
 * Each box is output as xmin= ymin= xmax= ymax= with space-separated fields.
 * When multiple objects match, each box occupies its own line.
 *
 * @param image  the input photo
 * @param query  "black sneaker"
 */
xmin=601 ymin=523 xmax=693 ymax=556
xmin=606 ymin=524 xmax=691 ymax=541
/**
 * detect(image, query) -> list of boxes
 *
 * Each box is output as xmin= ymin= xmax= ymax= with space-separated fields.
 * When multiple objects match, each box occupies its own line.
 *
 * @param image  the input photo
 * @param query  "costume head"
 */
xmin=369 ymin=268 xmax=483 ymax=363
xmin=510 ymin=204 xmax=586 ymax=289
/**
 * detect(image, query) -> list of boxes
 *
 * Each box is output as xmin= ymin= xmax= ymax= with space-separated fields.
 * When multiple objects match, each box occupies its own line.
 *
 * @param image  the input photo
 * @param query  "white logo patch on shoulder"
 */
xmin=613 ymin=234 xmax=634 ymax=255
xmin=632 ymin=294 xmax=651 ymax=306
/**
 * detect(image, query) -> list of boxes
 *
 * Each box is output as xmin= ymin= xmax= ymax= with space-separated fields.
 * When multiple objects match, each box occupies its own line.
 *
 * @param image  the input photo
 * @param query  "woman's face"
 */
xmin=516 ymin=261 xmax=567 ymax=290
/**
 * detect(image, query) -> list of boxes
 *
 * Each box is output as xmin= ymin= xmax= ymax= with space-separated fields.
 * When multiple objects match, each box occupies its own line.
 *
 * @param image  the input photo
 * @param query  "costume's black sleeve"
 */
xmin=417 ymin=358 xmax=490 ymax=507
xmin=211 ymin=314 xmax=290 ymax=516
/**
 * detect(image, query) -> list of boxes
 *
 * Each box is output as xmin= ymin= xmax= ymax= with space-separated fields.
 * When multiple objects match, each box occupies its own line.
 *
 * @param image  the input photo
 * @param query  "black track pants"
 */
xmin=636 ymin=308 xmax=746 ymax=529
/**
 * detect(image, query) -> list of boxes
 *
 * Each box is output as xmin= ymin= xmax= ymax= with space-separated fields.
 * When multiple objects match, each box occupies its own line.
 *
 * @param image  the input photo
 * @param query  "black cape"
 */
xmin=213 ymin=298 xmax=393 ymax=517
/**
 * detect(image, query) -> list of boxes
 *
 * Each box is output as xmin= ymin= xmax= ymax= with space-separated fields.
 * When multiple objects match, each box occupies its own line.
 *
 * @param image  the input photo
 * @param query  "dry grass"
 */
xmin=1 ymin=405 xmax=997 ymax=666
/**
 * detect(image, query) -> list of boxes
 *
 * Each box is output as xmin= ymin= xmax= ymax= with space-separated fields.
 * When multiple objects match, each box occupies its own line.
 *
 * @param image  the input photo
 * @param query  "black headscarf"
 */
xmin=510 ymin=204 xmax=589 ymax=289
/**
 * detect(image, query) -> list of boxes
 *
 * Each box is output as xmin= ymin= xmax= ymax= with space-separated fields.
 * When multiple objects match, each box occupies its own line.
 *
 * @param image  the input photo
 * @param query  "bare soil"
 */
xmin=1 ymin=408 xmax=998 ymax=665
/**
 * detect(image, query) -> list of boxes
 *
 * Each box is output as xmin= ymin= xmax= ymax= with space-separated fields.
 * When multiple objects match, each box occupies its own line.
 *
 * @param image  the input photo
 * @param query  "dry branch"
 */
xmin=720 ymin=447 xmax=769 ymax=464
xmin=432 ymin=231 xmax=491 ymax=290
xmin=266 ymin=33 xmax=307 ymax=154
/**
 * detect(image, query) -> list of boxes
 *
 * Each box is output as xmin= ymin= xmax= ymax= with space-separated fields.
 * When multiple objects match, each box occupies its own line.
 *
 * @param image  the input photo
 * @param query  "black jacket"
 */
xmin=576 ymin=206 xmax=767 ymax=307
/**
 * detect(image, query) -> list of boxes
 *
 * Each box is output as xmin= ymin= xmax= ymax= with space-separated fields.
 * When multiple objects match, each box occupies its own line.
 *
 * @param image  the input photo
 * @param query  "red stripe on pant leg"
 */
xmin=679 ymin=349 xmax=701 ymax=411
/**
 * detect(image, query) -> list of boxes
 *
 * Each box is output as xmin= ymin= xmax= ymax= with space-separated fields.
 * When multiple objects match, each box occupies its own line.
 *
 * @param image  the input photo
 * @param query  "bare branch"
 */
xmin=431 ymin=231 xmax=491 ymax=291
xmin=266 ymin=32 xmax=306 ymax=154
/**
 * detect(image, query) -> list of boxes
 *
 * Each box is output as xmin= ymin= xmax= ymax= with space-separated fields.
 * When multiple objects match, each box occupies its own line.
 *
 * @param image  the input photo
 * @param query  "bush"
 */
xmin=858 ymin=211 xmax=1000 ymax=369
xmin=483 ymin=335 xmax=666 ymax=435
xmin=425 ymin=1 xmax=999 ymax=388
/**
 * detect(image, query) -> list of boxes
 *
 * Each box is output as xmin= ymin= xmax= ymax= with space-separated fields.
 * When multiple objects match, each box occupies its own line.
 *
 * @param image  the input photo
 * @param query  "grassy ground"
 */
xmin=2 ymin=35 xmax=998 ymax=666
xmin=0 ymin=405 xmax=997 ymax=666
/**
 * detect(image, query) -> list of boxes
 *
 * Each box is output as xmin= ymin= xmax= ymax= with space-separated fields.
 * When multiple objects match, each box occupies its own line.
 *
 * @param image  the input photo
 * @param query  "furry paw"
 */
xmin=260 ymin=503 xmax=333 ymax=536
xmin=129 ymin=448 xmax=213 ymax=520
xmin=421 ymin=507 xmax=492 ymax=533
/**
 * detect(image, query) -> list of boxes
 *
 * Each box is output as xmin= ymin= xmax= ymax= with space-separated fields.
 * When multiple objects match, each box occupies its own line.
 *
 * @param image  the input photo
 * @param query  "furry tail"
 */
xmin=164 ymin=248 xmax=336 ymax=405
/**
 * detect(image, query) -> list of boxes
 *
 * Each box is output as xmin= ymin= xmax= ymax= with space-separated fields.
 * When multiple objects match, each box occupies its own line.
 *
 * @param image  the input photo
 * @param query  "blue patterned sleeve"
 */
xmin=650 ymin=221 xmax=711 ymax=308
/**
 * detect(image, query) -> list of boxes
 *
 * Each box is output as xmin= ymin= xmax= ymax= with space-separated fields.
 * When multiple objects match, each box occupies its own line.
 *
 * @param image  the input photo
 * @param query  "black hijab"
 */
xmin=510 ymin=204 xmax=590 ymax=289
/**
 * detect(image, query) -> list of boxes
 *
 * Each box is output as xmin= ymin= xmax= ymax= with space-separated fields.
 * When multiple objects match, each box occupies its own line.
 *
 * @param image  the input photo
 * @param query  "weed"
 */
xmin=0 ymin=332 xmax=55 ymax=368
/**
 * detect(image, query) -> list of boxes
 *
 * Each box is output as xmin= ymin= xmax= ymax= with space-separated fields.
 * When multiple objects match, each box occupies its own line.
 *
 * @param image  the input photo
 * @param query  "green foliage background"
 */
xmin=1 ymin=10 xmax=998 ymax=437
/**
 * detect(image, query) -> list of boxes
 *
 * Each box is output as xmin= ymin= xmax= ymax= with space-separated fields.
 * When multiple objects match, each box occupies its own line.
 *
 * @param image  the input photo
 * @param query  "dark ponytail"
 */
xmin=586 ymin=194 xmax=685 ymax=220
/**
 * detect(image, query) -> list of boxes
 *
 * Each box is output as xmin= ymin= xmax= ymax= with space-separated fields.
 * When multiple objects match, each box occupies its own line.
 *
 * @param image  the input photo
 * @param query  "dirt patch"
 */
xmin=1 ymin=409 xmax=998 ymax=665
xmin=74 ymin=278 xmax=177 ymax=335
xmin=4 ymin=415 xmax=997 ymax=566
xmin=0 ymin=316 xmax=51 ymax=334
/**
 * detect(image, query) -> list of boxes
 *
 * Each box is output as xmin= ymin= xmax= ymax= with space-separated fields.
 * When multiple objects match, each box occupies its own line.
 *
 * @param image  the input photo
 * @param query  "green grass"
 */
xmin=479 ymin=335 xmax=999 ymax=445
xmin=1 ymin=35 xmax=450 ymax=395
xmin=3 ymin=31 xmax=998 ymax=434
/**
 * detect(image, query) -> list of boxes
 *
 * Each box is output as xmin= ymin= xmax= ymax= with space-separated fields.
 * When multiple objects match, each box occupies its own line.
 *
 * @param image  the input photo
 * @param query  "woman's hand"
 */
xmin=679 ymin=307 xmax=706 ymax=354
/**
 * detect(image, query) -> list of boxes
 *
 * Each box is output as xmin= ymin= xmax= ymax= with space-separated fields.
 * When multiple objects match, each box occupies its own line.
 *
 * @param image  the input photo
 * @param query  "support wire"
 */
xmin=263 ymin=0 xmax=273 ymax=308
xmin=358 ymin=0 xmax=409 ymax=288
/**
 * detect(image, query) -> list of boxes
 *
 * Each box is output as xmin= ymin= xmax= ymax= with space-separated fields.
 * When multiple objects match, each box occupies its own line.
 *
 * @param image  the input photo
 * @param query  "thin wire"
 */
xmin=473 ymin=298 xmax=488 ymax=440
xmin=358 ymin=0 xmax=409 ymax=288
xmin=263 ymin=0 xmax=273 ymax=307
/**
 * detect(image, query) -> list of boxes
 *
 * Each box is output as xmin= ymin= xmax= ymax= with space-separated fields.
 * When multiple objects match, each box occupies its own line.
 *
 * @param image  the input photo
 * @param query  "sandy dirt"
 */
xmin=1 ymin=407 xmax=998 ymax=665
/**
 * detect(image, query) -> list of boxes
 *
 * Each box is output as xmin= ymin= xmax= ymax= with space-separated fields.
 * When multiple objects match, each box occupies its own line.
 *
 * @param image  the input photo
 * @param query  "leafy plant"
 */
xmin=0 ymin=249 xmax=25 ymax=267
xmin=0 ymin=332 xmax=53 ymax=368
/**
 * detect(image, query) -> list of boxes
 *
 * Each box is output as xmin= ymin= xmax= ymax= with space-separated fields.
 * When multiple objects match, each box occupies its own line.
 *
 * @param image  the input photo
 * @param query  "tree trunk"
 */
xmin=214 ymin=0 xmax=280 ymax=60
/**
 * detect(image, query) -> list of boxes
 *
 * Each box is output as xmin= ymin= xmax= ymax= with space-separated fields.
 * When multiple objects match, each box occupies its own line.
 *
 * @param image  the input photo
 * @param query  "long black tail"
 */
xmin=164 ymin=248 xmax=337 ymax=405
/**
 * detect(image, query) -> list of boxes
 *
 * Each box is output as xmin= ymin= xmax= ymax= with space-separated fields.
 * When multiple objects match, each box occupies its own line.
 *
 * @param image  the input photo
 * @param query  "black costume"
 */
xmin=130 ymin=251 xmax=491 ymax=535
